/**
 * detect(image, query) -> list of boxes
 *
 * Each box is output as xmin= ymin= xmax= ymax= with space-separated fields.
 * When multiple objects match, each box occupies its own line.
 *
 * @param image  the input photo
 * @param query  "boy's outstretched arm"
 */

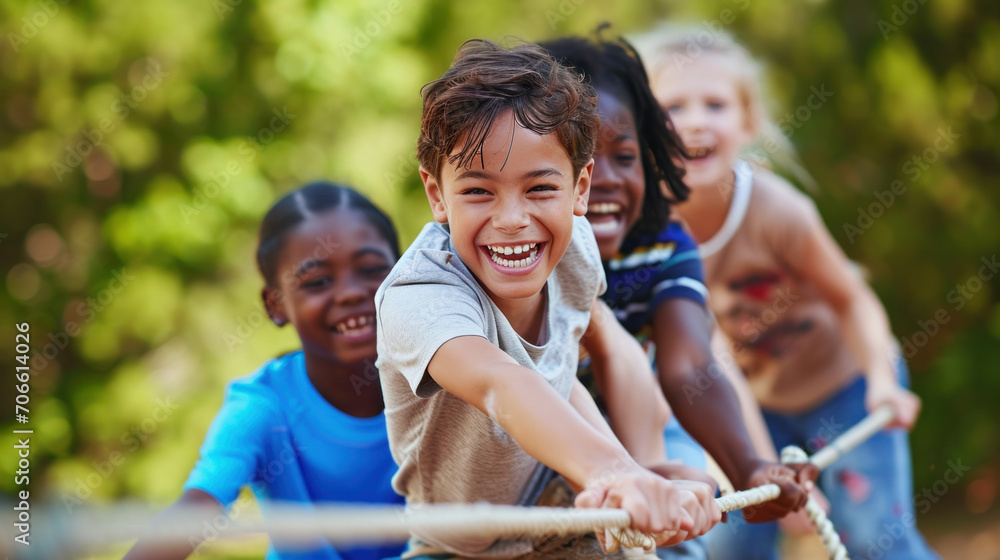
xmin=581 ymin=299 xmax=669 ymax=466
xmin=427 ymin=335 xmax=719 ymax=543
xmin=122 ymin=488 xmax=224 ymax=560
xmin=652 ymin=298 xmax=815 ymax=523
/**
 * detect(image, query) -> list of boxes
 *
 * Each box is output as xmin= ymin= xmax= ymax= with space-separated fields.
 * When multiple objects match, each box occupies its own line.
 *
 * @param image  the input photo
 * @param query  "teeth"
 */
xmin=588 ymin=202 xmax=622 ymax=214
xmin=687 ymin=147 xmax=712 ymax=158
xmin=488 ymin=243 xmax=536 ymax=255
xmin=590 ymin=220 xmax=620 ymax=234
xmin=336 ymin=315 xmax=374 ymax=334
xmin=490 ymin=248 xmax=539 ymax=269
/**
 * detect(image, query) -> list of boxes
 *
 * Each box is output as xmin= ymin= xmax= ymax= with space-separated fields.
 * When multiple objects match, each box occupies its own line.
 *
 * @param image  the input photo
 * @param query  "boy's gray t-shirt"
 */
xmin=375 ymin=216 xmax=606 ymax=558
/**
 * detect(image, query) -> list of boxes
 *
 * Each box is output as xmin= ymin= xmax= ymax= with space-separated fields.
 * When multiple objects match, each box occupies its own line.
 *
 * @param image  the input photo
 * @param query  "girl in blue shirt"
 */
xmin=124 ymin=182 xmax=405 ymax=560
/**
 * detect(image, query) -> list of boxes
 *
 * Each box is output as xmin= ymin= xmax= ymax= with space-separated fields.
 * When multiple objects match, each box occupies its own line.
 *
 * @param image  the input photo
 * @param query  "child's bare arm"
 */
xmin=429 ymin=335 xmax=634 ymax=490
xmin=710 ymin=329 xmax=778 ymax=462
xmin=774 ymin=187 xmax=920 ymax=429
xmin=427 ymin=335 xmax=710 ymax=541
xmin=566 ymin=376 xmax=719 ymax=542
xmin=712 ymin=330 xmax=830 ymax=533
xmin=122 ymin=489 xmax=223 ymax=560
xmin=581 ymin=299 xmax=670 ymax=466
xmin=651 ymin=298 xmax=813 ymax=522
xmin=567 ymin=376 xmax=626 ymax=456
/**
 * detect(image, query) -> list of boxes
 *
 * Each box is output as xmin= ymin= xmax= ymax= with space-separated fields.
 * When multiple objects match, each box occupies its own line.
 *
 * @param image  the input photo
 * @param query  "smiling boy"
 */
xmin=375 ymin=40 xmax=720 ymax=559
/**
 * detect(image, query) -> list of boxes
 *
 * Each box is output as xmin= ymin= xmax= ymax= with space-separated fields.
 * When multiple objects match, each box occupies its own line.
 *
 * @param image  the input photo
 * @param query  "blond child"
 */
xmin=638 ymin=27 xmax=939 ymax=560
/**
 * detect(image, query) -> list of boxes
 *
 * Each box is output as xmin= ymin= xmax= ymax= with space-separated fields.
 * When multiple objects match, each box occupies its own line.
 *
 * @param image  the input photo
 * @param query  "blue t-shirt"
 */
xmin=184 ymin=351 xmax=405 ymax=560
xmin=601 ymin=221 xmax=708 ymax=341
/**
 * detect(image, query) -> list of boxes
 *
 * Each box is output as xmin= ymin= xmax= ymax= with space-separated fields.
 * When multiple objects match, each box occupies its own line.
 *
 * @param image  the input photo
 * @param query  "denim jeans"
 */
xmin=705 ymin=363 xmax=939 ymax=560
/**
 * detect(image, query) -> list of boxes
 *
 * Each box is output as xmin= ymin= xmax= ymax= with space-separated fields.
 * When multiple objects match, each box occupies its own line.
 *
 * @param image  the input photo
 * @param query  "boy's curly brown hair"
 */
xmin=417 ymin=39 xmax=599 ymax=181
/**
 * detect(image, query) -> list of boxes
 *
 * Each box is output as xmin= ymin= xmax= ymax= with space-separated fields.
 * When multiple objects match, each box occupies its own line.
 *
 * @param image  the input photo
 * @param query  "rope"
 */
xmin=810 ymin=405 xmax=894 ymax=471
xmin=774 ymin=404 xmax=895 ymax=560
xmin=781 ymin=446 xmax=849 ymax=560
xmin=51 ymin=405 xmax=895 ymax=558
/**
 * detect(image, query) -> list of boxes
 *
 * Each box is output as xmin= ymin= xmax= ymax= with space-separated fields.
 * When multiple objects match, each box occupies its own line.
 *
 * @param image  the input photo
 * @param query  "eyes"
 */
xmin=300 ymin=277 xmax=332 ymax=289
xmin=297 ymin=263 xmax=391 ymax=292
xmin=614 ymin=152 xmax=637 ymax=165
xmin=664 ymin=100 xmax=727 ymax=114
xmin=459 ymin=184 xmax=559 ymax=196
xmin=460 ymin=187 xmax=490 ymax=196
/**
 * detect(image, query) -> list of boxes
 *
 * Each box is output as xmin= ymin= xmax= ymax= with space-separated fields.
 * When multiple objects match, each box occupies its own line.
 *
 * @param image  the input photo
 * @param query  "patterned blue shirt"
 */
xmin=601 ymin=221 xmax=708 ymax=342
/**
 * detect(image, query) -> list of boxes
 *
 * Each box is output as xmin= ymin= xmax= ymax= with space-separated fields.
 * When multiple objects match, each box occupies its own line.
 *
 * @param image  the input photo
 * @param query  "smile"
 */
xmin=685 ymin=146 xmax=715 ymax=160
xmin=483 ymin=242 xmax=542 ymax=270
xmin=586 ymin=202 xmax=624 ymax=236
xmin=334 ymin=314 xmax=375 ymax=338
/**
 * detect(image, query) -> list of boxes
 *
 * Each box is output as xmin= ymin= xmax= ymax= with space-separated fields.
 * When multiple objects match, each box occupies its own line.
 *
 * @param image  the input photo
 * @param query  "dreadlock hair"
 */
xmin=540 ymin=30 xmax=689 ymax=235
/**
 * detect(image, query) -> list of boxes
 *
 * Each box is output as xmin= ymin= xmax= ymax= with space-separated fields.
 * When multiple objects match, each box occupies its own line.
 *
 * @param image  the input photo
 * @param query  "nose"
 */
xmin=591 ymin=152 xmax=624 ymax=192
xmin=680 ymin=105 xmax=707 ymax=133
xmin=492 ymin=194 xmax=530 ymax=233
xmin=334 ymin=273 xmax=367 ymax=306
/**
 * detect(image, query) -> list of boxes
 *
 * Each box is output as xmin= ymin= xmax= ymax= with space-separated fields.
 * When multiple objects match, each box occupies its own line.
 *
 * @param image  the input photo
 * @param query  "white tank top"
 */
xmin=698 ymin=159 xmax=753 ymax=259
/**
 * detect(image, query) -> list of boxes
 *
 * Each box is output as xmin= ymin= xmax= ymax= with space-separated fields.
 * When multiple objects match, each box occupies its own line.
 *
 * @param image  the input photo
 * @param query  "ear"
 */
xmin=262 ymin=286 xmax=289 ymax=327
xmin=572 ymin=158 xmax=594 ymax=217
xmin=420 ymin=165 xmax=449 ymax=223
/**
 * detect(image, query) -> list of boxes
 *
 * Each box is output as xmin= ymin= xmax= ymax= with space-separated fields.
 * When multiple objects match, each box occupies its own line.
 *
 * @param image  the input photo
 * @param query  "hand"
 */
xmin=866 ymin=380 xmax=920 ymax=430
xmin=574 ymin=465 xmax=695 ymax=552
xmin=740 ymin=459 xmax=817 ymax=523
xmin=670 ymin=479 xmax=722 ymax=543
xmin=647 ymin=461 xmax=727 ymax=523
xmin=646 ymin=460 xmax=720 ymax=495
xmin=778 ymin=486 xmax=829 ymax=535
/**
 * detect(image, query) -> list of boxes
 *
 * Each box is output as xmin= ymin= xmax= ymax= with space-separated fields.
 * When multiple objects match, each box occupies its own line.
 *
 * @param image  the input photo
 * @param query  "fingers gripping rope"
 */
xmin=605 ymin=527 xmax=657 ymax=554
xmin=53 ymin=406 xmax=895 ymax=558
xmin=603 ymin=405 xmax=894 ymax=556
xmin=781 ymin=446 xmax=849 ymax=560
xmin=602 ymin=481 xmax=784 ymax=552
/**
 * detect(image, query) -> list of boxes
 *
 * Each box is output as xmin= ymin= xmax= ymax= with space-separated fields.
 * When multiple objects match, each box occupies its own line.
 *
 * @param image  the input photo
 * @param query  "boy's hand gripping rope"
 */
xmin=52 ymin=406 xmax=894 ymax=559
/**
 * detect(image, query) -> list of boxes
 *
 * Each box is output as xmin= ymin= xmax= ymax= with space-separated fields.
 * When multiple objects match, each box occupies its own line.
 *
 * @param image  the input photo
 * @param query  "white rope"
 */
xmin=781 ymin=446 xmax=849 ymax=560
xmin=810 ymin=405 xmax=894 ymax=471
xmin=55 ymin=405 xmax=896 ymax=557
xmin=577 ymin=403 xmax=894 ymax=552
xmin=774 ymin=404 xmax=896 ymax=560
xmin=716 ymin=483 xmax=780 ymax=512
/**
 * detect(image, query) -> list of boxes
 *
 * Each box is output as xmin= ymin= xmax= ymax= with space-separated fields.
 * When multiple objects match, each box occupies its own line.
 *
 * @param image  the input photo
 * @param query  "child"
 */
xmin=639 ymin=28 xmax=939 ymax=560
xmin=375 ymin=39 xmax=720 ymax=560
xmin=124 ymin=182 xmax=406 ymax=560
xmin=538 ymin=35 xmax=816 ymax=559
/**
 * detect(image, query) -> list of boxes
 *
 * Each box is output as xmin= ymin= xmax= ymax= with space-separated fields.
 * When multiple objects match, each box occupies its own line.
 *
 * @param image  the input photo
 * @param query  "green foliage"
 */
xmin=1 ymin=0 xmax=998 ymax=556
